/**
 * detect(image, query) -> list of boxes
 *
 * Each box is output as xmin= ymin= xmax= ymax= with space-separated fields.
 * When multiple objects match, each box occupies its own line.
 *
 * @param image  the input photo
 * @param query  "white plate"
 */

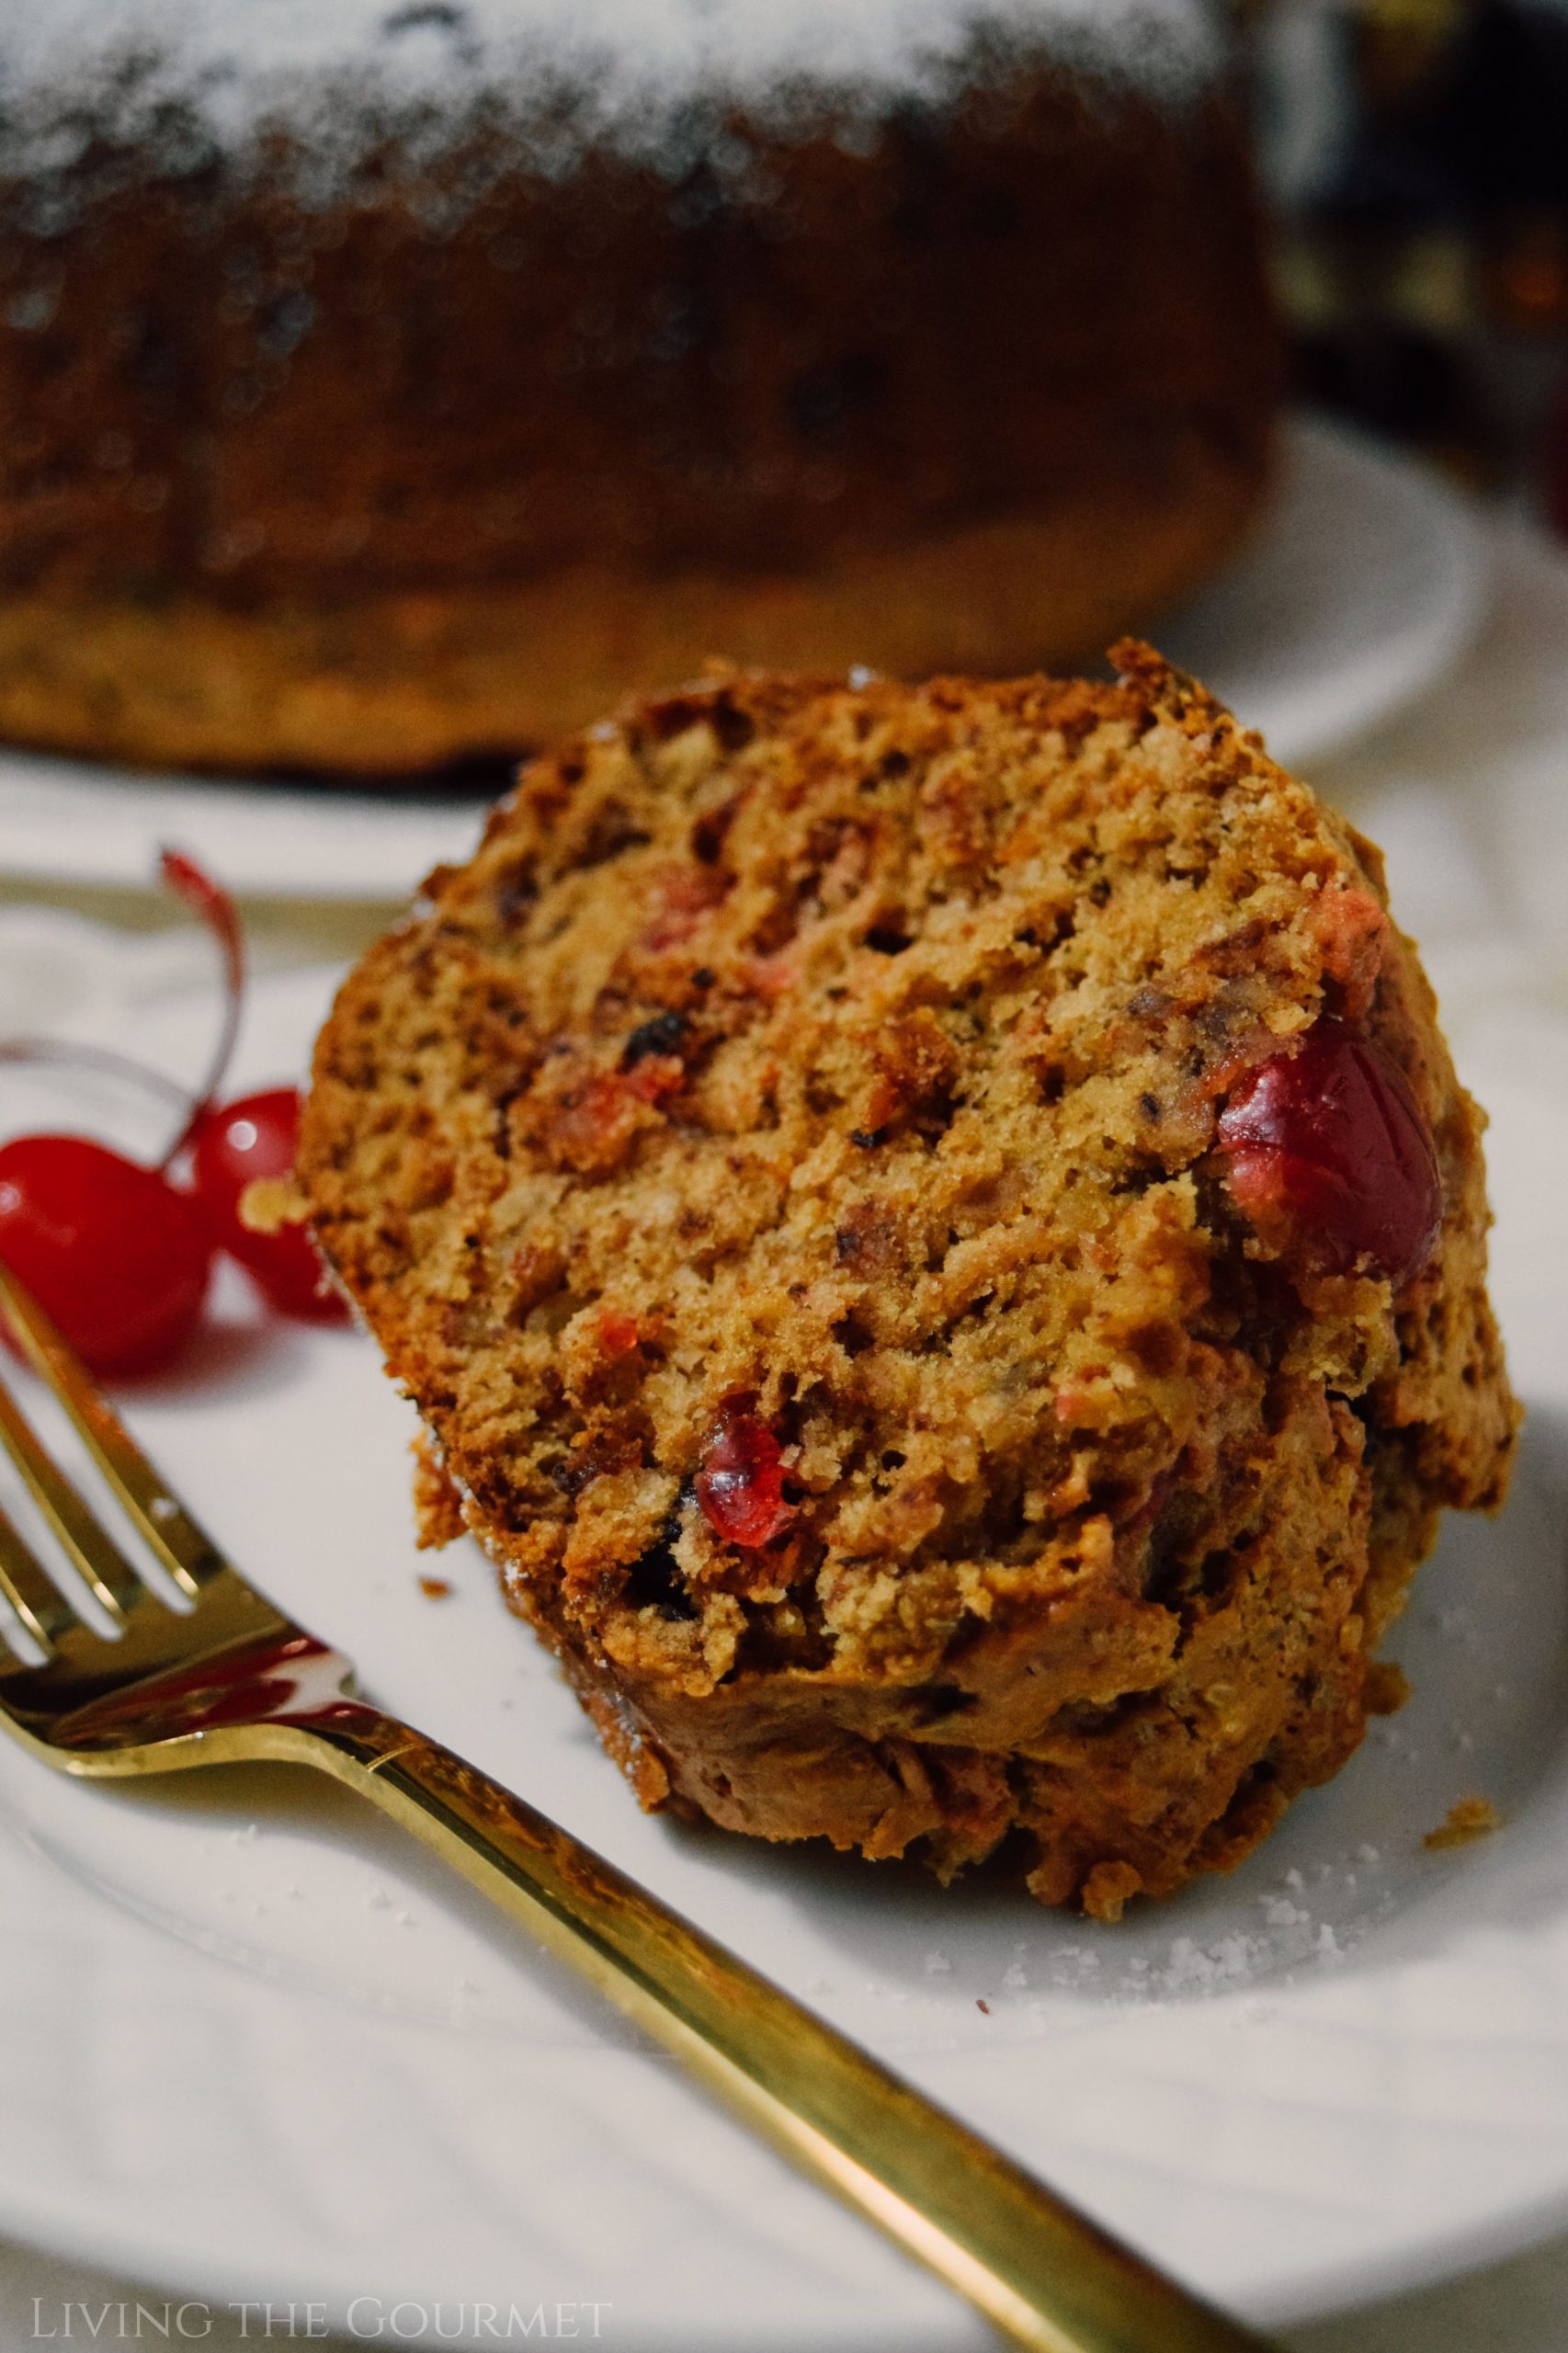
xmin=1160 ymin=416 xmax=1488 ymax=768
xmin=0 ymin=913 xmax=1566 ymax=2352
xmin=0 ymin=416 xmax=1486 ymax=905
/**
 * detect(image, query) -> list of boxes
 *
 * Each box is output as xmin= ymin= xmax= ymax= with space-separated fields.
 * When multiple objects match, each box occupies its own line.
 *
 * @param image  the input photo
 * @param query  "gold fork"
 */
xmin=0 ymin=1256 xmax=1273 ymax=2353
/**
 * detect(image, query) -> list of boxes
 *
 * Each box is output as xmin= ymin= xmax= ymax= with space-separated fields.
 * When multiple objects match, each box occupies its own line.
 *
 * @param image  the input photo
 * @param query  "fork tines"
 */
xmin=0 ymin=1260 xmax=227 ymax=1655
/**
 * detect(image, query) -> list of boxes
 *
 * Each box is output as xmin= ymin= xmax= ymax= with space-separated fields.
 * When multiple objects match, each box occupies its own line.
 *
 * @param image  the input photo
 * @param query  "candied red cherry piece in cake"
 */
xmin=1217 ymin=1018 xmax=1442 ymax=1287
xmin=695 ymin=1406 xmax=794 ymax=1549
xmin=191 ymin=1088 xmax=345 ymax=1322
xmin=0 ymin=1134 xmax=211 ymax=1375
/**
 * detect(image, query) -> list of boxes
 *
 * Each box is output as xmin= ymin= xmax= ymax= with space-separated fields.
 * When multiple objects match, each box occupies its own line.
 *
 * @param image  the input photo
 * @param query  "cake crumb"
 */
xmin=238 ymin=1174 xmax=305 ymax=1235
xmin=418 ymin=1575 xmax=453 ymax=1599
xmin=976 ymin=1998 xmax=991 ymax=2015
xmin=1424 ymin=1794 xmax=1501 ymax=1850
xmin=1365 ymin=1660 xmax=1412 ymax=1715
xmin=412 ymin=1433 xmax=468 ymax=1550
xmin=1082 ymin=1860 xmax=1143 ymax=1924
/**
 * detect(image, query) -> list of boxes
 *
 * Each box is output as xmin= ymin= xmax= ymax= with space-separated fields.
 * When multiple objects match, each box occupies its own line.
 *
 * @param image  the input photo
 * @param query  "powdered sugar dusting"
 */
xmin=0 ymin=0 xmax=1217 ymax=184
xmin=1006 ymin=1861 xmax=1387 ymax=2013
xmin=1 ymin=0 xmax=1214 ymax=96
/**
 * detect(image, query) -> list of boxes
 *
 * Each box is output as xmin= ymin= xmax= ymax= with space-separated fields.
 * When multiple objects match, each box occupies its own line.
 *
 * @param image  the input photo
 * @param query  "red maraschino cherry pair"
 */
xmin=0 ymin=852 xmax=345 ymax=1376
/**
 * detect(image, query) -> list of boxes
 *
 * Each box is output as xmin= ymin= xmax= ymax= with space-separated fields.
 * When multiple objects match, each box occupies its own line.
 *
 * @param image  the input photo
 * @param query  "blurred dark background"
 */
xmin=1234 ymin=0 xmax=1568 ymax=532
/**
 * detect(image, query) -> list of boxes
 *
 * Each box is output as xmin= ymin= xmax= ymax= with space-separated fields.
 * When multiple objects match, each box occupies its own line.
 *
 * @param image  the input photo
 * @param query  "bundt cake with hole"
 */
xmin=298 ymin=647 xmax=1517 ymax=1915
xmin=0 ymin=0 xmax=1279 ymax=776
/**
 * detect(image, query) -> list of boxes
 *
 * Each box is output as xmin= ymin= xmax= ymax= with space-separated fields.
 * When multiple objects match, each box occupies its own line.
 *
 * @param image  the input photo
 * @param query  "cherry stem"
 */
xmin=0 ymin=1037 xmax=191 ymax=1110
xmin=156 ymin=847 xmax=245 ymax=1168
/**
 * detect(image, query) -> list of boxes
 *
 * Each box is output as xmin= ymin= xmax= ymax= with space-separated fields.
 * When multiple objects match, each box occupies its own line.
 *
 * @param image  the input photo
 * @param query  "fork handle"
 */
xmin=301 ymin=1716 xmax=1271 ymax=2353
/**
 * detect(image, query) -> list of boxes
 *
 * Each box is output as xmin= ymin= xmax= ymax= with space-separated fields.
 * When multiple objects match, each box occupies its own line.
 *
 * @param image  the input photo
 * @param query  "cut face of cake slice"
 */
xmin=299 ymin=646 xmax=1517 ymax=1917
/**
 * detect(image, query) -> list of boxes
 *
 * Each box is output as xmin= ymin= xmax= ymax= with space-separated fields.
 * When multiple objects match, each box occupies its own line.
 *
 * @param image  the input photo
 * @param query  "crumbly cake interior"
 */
xmin=301 ymin=649 xmax=1517 ymax=1915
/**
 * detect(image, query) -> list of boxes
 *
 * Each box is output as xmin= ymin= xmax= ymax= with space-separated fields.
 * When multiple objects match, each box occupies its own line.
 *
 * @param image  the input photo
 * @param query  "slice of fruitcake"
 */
xmin=299 ymin=646 xmax=1517 ymax=1916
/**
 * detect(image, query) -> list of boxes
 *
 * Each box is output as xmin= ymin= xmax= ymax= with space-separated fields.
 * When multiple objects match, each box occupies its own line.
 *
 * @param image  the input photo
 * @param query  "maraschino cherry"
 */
xmin=0 ymin=1132 xmax=211 ymax=1376
xmin=0 ymin=851 xmax=237 ymax=1375
xmin=0 ymin=850 xmax=336 ymax=1375
xmin=191 ymin=1086 xmax=343 ymax=1321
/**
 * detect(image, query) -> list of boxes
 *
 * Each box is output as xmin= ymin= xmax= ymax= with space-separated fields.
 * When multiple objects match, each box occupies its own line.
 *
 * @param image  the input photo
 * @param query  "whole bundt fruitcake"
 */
xmin=299 ymin=648 xmax=1517 ymax=1915
xmin=0 ymin=0 xmax=1278 ymax=774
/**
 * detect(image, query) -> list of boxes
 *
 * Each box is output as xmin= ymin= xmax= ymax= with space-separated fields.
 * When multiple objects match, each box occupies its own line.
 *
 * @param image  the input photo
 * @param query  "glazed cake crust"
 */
xmin=0 ymin=33 xmax=1277 ymax=771
xmin=301 ymin=650 xmax=1516 ymax=1913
